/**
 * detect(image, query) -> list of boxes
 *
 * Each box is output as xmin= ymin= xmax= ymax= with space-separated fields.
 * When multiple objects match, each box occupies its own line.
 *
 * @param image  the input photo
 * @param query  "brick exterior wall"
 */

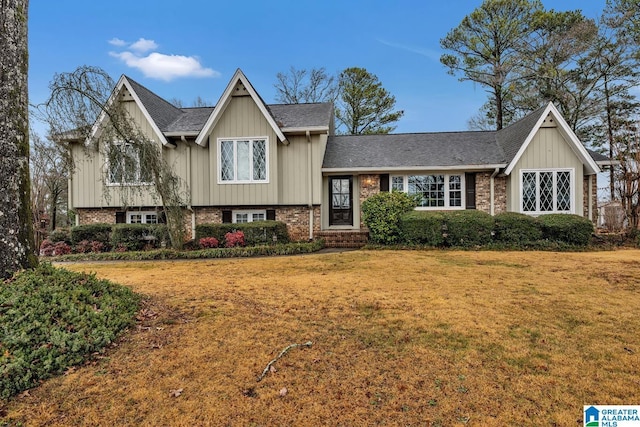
xmin=77 ymin=208 xmax=118 ymax=225
xmin=193 ymin=206 xmax=320 ymax=242
xmin=583 ymin=174 xmax=598 ymax=224
xmin=359 ymin=174 xmax=381 ymax=228
xmin=470 ymin=173 xmax=506 ymax=215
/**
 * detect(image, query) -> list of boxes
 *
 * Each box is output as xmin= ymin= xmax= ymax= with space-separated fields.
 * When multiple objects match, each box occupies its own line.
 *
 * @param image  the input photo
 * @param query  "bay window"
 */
xmin=390 ymin=174 xmax=464 ymax=209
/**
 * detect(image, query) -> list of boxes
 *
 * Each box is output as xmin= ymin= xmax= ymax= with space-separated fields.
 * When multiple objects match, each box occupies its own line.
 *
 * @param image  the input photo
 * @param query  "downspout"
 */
xmin=588 ymin=174 xmax=593 ymax=221
xmin=68 ymin=146 xmax=78 ymax=226
xmin=307 ymin=130 xmax=314 ymax=240
xmin=490 ymin=167 xmax=500 ymax=216
xmin=184 ymin=136 xmax=195 ymax=240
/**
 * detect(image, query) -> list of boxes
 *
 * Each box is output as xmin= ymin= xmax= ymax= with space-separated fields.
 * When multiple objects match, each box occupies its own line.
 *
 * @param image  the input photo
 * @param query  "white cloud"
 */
xmin=377 ymin=39 xmax=441 ymax=62
xmin=108 ymin=37 xmax=127 ymax=47
xmin=110 ymin=51 xmax=220 ymax=81
xmin=129 ymin=38 xmax=158 ymax=53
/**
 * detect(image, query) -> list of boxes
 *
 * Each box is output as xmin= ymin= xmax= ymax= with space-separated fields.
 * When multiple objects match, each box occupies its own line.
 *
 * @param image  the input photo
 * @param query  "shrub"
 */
xmin=195 ymin=221 xmax=289 ymax=246
xmin=40 ymin=239 xmax=54 ymax=256
xmin=199 ymin=237 xmax=219 ymax=249
xmin=538 ymin=214 xmax=594 ymax=246
xmin=225 ymin=230 xmax=245 ymax=248
xmin=493 ymin=212 xmax=543 ymax=245
xmin=0 ymin=263 xmax=140 ymax=399
xmin=361 ymin=192 xmax=417 ymax=244
xmin=48 ymin=228 xmax=71 ymax=244
xmin=443 ymin=210 xmax=495 ymax=248
xmin=74 ymin=240 xmax=92 ymax=253
xmin=91 ymin=240 xmax=105 ymax=253
xmin=70 ymin=223 xmax=112 ymax=246
xmin=399 ymin=211 xmax=446 ymax=246
xmin=111 ymin=224 xmax=169 ymax=251
xmin=53 ymin=241 xmax=72 ymax=256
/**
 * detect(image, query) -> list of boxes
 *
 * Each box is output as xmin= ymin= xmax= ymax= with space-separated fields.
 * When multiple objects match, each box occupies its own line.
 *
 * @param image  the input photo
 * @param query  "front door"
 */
xmin=329 ymin=176 xmax=353 ymax=226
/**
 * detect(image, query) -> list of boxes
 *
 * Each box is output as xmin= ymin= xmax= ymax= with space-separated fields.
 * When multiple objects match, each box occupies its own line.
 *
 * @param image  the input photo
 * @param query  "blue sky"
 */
xmin=29 ymin=0 xmax=608 ymax=136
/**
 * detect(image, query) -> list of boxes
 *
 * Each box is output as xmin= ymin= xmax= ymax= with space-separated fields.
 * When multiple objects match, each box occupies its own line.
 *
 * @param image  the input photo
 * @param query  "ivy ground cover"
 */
xmin=3 ymin=250 xmax=640 ymax=426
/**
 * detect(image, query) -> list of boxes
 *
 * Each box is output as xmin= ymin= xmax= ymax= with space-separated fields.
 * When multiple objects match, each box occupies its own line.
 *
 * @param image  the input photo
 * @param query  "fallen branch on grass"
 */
xmin=257 ymin=341 xmax=313 ymax=382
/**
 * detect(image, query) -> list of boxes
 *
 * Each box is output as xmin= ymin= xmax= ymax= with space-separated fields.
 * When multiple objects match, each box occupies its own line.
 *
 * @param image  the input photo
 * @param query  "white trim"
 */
xmin=390 ymin=173 xmax=466 ymax=210
xmin=322 ymin=164 xmax=507 ymax=174
xmin=126 ymin=210 xmax=159 ymax=224
xmin=232 ymin=209 xmax=267 ymax=223
xmin=216 ymin=137 xmax=269 ymax=184
xmin=504 ymin=102 xmax=600 ymax=176
xmin=519 ymin=168 xmax=575 ymax=215
xmin=89 ymin=76 xmax=173 ymax=148
xmin=195 ymin=69 xmax=286 ymax=146
xmin=281 ymin=126 xmax=330 ymax=134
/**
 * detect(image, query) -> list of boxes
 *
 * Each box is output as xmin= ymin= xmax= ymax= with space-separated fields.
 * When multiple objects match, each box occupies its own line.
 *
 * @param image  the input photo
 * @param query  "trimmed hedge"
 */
xmin=493 ymin=212 xmax=543 ymax=245
xmin=71 ymin=223 xmax=113 ymax=246
xmin=361 ymin=192 xmax=417 ymax=244
xmin=444 ymin=210 xmax=495 ymax=247
xmin=111 ymin=224 xmax=169 ymax=251
xmin=538 ymin=214 xmax=594 ymax=246
xmin=48 ymin=228 xmax=71 ymax=244
xmin=195 ymin=220 xmax=290 ymax=246
xmin=0 ymin=263 xmax=140 ymax=399
xmin=399 ymin=211 xmax=446 ymax=246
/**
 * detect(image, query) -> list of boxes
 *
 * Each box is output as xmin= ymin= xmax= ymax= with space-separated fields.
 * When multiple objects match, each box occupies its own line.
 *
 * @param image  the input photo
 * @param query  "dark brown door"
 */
xmin=329 ymin=176 xmax=353 ymax=226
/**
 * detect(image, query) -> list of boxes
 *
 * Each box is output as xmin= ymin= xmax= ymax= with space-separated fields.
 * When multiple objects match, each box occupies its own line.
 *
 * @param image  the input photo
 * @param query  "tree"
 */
xmin=0 ymin=0 xmax=37 ymax=278
xmin=335 ymin=67 xmax=404 ymax=135
xmin=30 ymin=132 xmax=70 ymax=232
xmin=42 ymin=66 xmax=189 ymax=248
xmin=441 ymin=0 xmax=543 ymax=130
xmin=274 ymin=66 xmax=337 ymax=104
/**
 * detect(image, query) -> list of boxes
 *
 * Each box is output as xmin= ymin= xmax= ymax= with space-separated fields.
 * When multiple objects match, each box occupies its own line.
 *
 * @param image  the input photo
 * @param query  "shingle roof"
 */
xmin=126 ymin=77 xmax=333 ymax=134
xmin=268 ymin=103 xmax=333 ymax=128
xmin=125 ymin=76 xmax=183 ymax=131
xmin=495 ymin=105 xmax=547 ymax=162
xmin=323 ymin=131 xmax=506 ymax=169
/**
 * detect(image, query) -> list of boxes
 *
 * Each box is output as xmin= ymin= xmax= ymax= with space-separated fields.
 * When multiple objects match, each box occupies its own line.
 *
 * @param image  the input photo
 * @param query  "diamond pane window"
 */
xmin=218 ymin=138 xmax=268 ymax=183
xmin=521 ymin=170 xmax=572 ymax=214
xmin=107 ymin=142 xmax=152 ymax=185
xmin=253 ymin=140 xmax=266 ymax=180
xmin=522 ymin=172 xmax=537 ymax=212
xmin=556 ymin=171 xmax=571 ymax=211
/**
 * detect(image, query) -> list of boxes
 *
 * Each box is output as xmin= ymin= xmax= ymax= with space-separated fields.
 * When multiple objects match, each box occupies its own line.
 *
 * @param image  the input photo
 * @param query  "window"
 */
xmin=126 ymin=211 xmax=158 ymax=224
xmin=107 ymin=142 xmax=152 ymax=185
xmin=391 ymin=174 xmax=464 ymax=209
xmin=521 ymin=169 xmax=573 ymax=214
xmin=233 ymin=210 xmax=266 ymax=223
xmin=219 ymin=138 xmax=268 ymax=183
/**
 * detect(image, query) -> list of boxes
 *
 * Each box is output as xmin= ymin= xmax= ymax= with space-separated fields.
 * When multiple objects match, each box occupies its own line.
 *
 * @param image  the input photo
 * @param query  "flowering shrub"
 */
xmin=40 ymin=239 xmax=54 ymax=256
xmin=53 ymin=241 xmax=72 ymax=256
xmin=224 ymin=230 xmax=245 ymax=248
xmin=199 ymin=237 xmax=219 ymax=249
xmin=75 ymin=240 xmax=92 ymax=253
xmin=114 ymin=243 xmax=128 ymax=253
xmin=91 ymin=241 xmax=105 ymax=253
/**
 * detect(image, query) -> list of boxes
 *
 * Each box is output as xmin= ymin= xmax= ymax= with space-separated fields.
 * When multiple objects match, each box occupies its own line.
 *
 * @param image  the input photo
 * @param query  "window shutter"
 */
xmin=158 ymin=211 xmax=167 ymax=224
xmin=465 ymin=173 xmax=476 ymax=210
xmin=222 ymin=210 xmax=232 ymax=223
xmin=380 ymin=174 xmax=389 ymax=192
xmin=266 ymin=209 xmax=276 ymax=221
xmin=115 ymin=211 xmax=126 ymax=224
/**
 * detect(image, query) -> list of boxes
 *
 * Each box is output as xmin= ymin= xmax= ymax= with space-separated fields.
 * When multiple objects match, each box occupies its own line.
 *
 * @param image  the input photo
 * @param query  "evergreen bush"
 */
xmin=493 ymin=212 xmax=543 ymax=245
xmin=443 ymin=210 xmax=495 ymax=247
xmin=399 ymin=211 xmax=446 ymax=246
xmin=361 ymin=192 xmax=417 ymax=244
xmin=538 ymin=214 xmax=594 ymax=246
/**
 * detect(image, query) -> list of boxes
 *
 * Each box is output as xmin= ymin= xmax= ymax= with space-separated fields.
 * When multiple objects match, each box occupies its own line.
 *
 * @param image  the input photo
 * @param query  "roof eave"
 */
xmin=321 ymin=164 xmax=508 ymax=173
xmin=282 ymin=126 xmax=329 ymax=135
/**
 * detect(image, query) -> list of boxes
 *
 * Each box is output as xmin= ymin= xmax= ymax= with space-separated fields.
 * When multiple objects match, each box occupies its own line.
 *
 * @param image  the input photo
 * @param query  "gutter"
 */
xmin=322 ymin=164 xmax=508 ymax=174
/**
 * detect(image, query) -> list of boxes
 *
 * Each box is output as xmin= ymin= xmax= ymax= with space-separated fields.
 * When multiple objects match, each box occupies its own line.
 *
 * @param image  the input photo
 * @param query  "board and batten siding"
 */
xmin=204 ymin=96 xmax=278 ymax=206
xmin=71 ymin=92 xmax=166 ymax=208
xmin=506 ymin=126 xmax=584 ymax=216
xmin=278 ymin=133 xmax=326 ymax=205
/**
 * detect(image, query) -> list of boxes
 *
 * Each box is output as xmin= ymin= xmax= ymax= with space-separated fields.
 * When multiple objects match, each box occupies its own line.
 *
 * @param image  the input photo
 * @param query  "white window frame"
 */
xmin=126 ymin=211 xmax=159 ymax=224
xmin=232 ymin=209 xmax=267 ymax=224
xmin=106 ymin=141 xmax=154 ymax=186
xmin=519 ymin=168 xmax=574 ymax=215
xmin=217 ymin=137 xmax=269 ymax=184
xmin=390 ymin=174 xmax=465 ymax=210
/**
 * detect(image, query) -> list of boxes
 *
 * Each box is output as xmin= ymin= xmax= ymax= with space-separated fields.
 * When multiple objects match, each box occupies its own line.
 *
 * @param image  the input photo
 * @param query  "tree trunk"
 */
xmin=0 ymin=0 xmax=37 ymax=279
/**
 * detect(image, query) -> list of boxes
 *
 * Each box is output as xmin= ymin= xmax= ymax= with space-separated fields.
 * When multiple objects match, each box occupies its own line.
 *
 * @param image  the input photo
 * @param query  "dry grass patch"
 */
xmin=3 ymin=250 xmax=640 ymax=426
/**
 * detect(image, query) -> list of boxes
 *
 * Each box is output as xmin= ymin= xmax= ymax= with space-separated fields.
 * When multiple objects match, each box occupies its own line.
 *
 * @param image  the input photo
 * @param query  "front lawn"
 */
xmin=3 ymin=250 xmax=639 ymax=426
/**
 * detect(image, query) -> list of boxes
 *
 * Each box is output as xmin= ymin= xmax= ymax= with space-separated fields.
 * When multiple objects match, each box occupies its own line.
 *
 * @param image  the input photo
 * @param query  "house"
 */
xmin=67 ymin=69 xmax=610 ymax=245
